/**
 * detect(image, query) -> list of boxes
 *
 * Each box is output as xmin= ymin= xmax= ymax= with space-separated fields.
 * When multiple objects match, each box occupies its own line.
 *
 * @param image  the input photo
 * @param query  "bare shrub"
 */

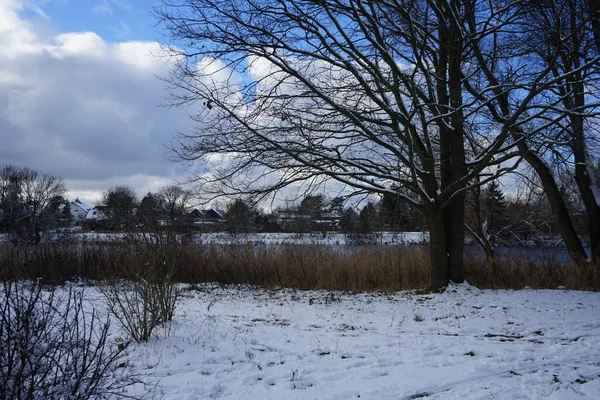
xmin=0 ymin=280 xmax=138 ymax=399
xmin=101 ymin=230 xmax=182 ymax=343
xmin=101 ymin=281 xmax=162 ymax=344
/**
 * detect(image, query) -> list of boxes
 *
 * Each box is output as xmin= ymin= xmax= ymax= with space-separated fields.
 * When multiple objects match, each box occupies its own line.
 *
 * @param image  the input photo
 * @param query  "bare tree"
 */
xmin=0 ymin=165 xmax=66 ymax=243
xmin=157 ymin=0 xmax=578 ymax=288
xmin=158 ymin=184 xmax=192 ymax=223
xmin=519 ymin=0 xmax=600 ymax=263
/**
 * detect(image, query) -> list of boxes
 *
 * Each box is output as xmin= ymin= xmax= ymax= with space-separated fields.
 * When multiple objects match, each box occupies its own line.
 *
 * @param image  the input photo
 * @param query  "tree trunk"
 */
xmin=571 ymin=81 xmax=599 ymax=263
xmin=469 ymin=223 xmax=495 ymax=261
xmin=588 ymin=206 xmax=600 ymax=264
xmin=518 ymin=144 xmax=588 ymax=263
xmin=471 ymin=182 xmax=495 ymax=260
xmin=435 ymin=0 xmax=466 ymax=286
xmin=445 ymin=193 xmax=465 ymax=283
xmin=428 ymin=208 xmax=450 ymax=290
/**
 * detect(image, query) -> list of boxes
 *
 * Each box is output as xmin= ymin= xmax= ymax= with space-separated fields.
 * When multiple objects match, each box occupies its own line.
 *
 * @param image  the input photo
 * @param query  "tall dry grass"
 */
xmin=465 ymin=253 xmax=600 ymax=291
xmin=174 ymin=244 xmax=431 ymax=291
xmin=1 ymin=240 xmax=598 ymax=291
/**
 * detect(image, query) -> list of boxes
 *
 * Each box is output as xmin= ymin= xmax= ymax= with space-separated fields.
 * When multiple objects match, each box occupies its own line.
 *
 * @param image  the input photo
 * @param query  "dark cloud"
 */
xmin=0 ymin=5 xmax=194 ymax=201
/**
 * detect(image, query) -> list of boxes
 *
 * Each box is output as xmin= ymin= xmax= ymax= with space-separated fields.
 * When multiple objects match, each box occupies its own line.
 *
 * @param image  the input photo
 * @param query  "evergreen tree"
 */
xmin=299 ymin=194 xmax=325 ymax=217
xmin=225 ymin=198 xmax=255 ymax=236
xmin=139 ymin=192 xmax=162 ymax=215
xmin=138 ymin=192 xmax=165 ymax=227
xmin=328 ymin=196 xmax=344 ymax=215
xmin=339 ymin=207 xmax=358 ymax=233
xmin=482 ymin=180 xmax=508 ymax=245
xmin=102 ymin=186 xmax=138 ymax=230
xmin=61 ymin=199 xmax=72 ymax=226
xmin=359 ymin=202 xmax=379 ymax=233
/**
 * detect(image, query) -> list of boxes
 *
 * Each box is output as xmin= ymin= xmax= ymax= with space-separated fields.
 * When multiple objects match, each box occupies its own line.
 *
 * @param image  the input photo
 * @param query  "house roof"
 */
xmin=205 ymin=209 xmax=224 ymax=219
xmin=188 ymin=208 xmax=225 ymax=220
xmin=86 ymin=206 xmax=107 ymax=220
xmin=73 ymin=198 xmax=92 ymax=212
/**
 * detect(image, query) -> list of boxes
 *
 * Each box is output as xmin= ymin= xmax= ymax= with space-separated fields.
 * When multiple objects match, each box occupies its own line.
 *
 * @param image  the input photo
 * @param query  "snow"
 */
xmin=73 ymin=283 xmax=600 ymax=399
xmin=85 ymin=207 xmax=107 ymax=220
xmin=75 ymin=199 xmax=92 ymax=212
xmin=187 ymin=232 xmax=427 ymax=246
xmin=0 ymin=231 xmax=428 ymax=246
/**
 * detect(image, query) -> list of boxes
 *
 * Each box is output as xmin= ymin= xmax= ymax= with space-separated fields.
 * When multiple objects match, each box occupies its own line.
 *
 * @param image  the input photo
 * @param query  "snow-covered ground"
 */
xmin=79 ymin=283 xmax=600 ymax=399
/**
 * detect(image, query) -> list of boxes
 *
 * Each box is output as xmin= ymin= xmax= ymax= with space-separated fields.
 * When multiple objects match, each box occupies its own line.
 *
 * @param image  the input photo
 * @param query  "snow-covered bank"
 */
xmin=194 ymin=232 xmax=427 ymax=245
xmin=66 ymin=231 xmax=426 ymax=245
xmin=84 ymin=283 xmax=600 ymax=399
xmin=0 ymin=231 xmax=427 ymax=245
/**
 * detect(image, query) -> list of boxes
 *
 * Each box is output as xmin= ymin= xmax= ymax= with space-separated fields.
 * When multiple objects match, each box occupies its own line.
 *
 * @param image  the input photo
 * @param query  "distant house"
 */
xmin=275 ymin=210 xmax=340 ymax=232
xmin=203 ymin=209 xmax=225 ymax=221
xmin=57 ymin=198 xmax=92 ymax=223
xmin=71 ymin=198 xmax=92 ymax=222
xmin=188 ymin=209 xmax=203 ymax=220
xmin=314 ymin=211 xmax=341 ymax=231
xmin=86 ymin=206 xmax=108 ymax=222
xmin=275 ymin=210 xmax=310 ymax=230
xmin=276 ymin=210 xmax=310 ymax=223
xmin=188 ymin=208 xmax=225 ymax=226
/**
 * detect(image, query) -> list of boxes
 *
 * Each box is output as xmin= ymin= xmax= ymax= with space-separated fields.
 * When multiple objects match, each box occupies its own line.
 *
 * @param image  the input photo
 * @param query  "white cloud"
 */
xmin=113 ymin=20 xmax=131 ymax=39
xmin=50 ymin=32 xmax=108 ymax=58
xmin=0 ymin=0 xmax=195 ymax=204
xmin=92 ymin=0 xmax=133 ymax=15
xmin=92 ymin=0 xmax=113 ymax=15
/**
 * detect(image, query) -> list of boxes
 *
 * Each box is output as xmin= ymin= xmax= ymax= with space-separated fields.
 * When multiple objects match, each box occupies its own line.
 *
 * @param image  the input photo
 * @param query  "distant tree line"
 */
xmin=2 ymin=163 xmax=597 ymax=254
xmin=89 ymin=185 xmax=193 ymax=231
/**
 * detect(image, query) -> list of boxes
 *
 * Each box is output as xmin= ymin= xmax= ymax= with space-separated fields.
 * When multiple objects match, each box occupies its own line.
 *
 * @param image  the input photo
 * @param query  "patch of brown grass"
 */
xmin=1 ymin=240 xmax=599 ymax=291
xmin=465 ymin=253 xmax=600 ymax=291
xmin=175 ymin=244 xmax=431 ymax=291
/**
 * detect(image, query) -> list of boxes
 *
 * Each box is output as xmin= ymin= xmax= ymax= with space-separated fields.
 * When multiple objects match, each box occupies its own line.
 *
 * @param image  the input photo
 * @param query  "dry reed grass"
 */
xmin=465 ymin=253 xmax=600 ymax=291
xmin=1 ymin=240 xmax=598 ymax=291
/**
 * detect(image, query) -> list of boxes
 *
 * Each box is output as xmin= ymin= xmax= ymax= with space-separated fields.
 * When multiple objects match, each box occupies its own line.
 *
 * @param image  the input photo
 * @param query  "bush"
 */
xmin=101 ymin=278 xmax=180 ymax=344
xmin=0 ymin=280 xmax=138 ymax=399
xmin=101 ymin=230 xmax=182 ymax=343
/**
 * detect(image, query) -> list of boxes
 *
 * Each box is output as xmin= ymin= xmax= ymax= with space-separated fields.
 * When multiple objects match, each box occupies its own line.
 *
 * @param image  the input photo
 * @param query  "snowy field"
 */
xmin=78 ymin=283 xmax=600 ymax=399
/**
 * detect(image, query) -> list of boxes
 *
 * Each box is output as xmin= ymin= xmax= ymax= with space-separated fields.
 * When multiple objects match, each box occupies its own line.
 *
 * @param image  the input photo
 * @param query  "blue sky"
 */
xmin=35 ymin=0 xmax=159 ymax=42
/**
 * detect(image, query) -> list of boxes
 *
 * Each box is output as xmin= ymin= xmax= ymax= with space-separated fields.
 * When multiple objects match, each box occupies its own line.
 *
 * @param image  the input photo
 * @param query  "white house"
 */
xmin=86 ymin=206 xmax=108 ymax=221
xmin=58 ymin=198 xmax=92 ymax=223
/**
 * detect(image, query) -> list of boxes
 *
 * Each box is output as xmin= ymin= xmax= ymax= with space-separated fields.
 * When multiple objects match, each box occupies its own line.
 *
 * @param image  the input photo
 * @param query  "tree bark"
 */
xmin=445 ymin=195 xmax=465 ymax=282
xmin=434 ymin=0 xmax=466 ymax=285
xmin=428 ymin=207 xmax=450 ymax=289
xmin=515 ymin=135 xmax=588 ymax=263
xmin=571 ymin=81 xmax=600 ymax=263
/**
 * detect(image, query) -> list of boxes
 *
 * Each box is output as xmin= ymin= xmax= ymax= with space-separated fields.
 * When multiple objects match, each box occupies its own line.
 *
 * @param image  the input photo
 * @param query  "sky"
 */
xmin=0 ymin=0 xmax=195 ymax=205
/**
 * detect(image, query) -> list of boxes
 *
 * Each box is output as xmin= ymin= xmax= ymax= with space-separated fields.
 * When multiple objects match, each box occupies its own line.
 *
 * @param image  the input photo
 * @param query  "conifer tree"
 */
xmin=482 ymin=181 xmax=508 ymax=246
